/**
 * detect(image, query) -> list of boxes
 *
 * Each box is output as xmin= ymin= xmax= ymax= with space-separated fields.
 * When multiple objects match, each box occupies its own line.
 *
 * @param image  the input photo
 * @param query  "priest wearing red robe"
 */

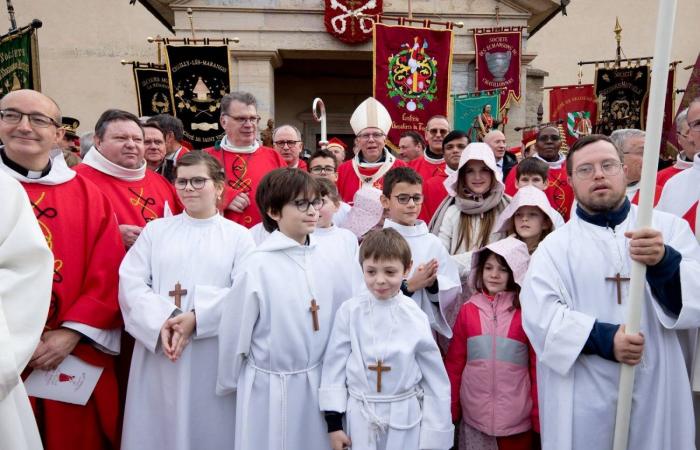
xmin=409 ymin=115 xmax=450 ymax=182
xmin=75 ymin=109 xmax=182 ymax=249
xmin=657 ymin=108 xmax=697 ymax=188
xmin=422 ymin=130 xmax=468 ymax=224
xmin=0 ymin=89 xmax=124 ymax=450
xmin=146 ymin=114 xmax=190 ymax=182
xmin=337 ymin=97 xmax=406 ymax=203
xmin=204 ymin=91 xmax=285 ymax=227
xmin=504 ymin=125 xmax=575 ymax=220
xmin=273 ymin=124 xmax=307 ymax=170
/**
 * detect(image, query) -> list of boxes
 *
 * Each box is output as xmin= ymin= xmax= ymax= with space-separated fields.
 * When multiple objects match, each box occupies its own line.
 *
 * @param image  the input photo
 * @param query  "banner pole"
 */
xmin=5 ymin=0 xmax=16 ymax=32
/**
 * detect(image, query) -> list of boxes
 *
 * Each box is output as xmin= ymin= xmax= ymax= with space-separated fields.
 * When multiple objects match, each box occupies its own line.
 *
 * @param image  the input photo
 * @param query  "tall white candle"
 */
xmin=612 ymin=1 xmax=677 ymax=449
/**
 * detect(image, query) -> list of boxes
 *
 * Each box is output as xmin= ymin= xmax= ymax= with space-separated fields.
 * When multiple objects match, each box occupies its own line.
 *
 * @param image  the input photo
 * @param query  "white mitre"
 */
xmin=350 ymin=97 xmax=392 ymax=135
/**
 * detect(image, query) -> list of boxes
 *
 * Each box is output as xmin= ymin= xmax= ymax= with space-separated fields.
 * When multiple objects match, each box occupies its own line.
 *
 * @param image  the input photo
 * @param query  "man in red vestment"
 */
xmin=0 ymin=89 xmax=124 ymax=450
xmin=75 ymin=109 xmax=181 ymax=249
xmin=504 ymin=126 xmax=575 ymax=220
xmin=397 ymin=130 xmax=425 ymax=162
xmin=422 ymin=130 xmax=469 ymax=223
xmin=408 ymin=115 xmax=450 ymax=182
xmin=273 ymin=124 xmax=307 ymax=170
xmin=657 ymin=108 xmax=698 ymax=187
xmin=204 ymin=91 xmax=285 ymax=227
xmin=337 ymin=97 xmax=406 ymax=203
xmin=146 ymin=114 xmax=190 ymax=182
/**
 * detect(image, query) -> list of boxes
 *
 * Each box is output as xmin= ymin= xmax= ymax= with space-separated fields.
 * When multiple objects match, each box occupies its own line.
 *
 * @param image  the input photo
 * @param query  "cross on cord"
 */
xmin=368 ymin=360 xmax=391 ymax=393
xmin=309 ymin=299 xmax=320 ymax=331
xmin=169 ymin=282 xmax=188 ymax=308
xmin=605 ymin=273 xmax=630 ymax=305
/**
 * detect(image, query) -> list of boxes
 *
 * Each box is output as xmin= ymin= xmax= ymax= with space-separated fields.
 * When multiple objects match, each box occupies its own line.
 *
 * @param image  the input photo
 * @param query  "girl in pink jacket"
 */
xmin=444 ymin=237 xmax=536 ymax=450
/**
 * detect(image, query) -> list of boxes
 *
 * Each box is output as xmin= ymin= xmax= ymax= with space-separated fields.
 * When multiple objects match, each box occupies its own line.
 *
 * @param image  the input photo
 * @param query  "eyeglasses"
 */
xmin=428 ymin=128 xmax=449 ymax=136
xmin=290 ymin=198 xmax=324 ymax=212
xmin=394 ymin=194 xmax=424 ymax=205
xmin=573 ymin=160 xmax=623 ymax=180
xmin=174 ymin=177 xmax=212 ymax=190
xmin=309 ymin=165 xmax=336 ymax=175
xmin=274 ymin=140 xmax=301 ymax=148
xmin=0 ymin=109 xmax=60 ymax=128
xmin=357 ymin=132 xmax=385 ymax=141
xmin=223 ymin=114 xmax=261 ymax=125
xmin=537 ymin=134 xmax=561 ymax=142
xmin=689 ymin=119 xmax=700 ymax=132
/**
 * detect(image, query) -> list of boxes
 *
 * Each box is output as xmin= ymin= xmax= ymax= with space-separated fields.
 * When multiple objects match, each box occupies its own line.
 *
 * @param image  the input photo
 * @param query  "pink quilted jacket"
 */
xmin=445 ymin=291 xmax=537 ymax=437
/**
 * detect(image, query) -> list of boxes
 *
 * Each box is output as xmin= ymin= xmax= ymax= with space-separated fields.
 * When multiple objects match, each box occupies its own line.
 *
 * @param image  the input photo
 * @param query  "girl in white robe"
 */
xmin=119 ymin=152 xmax=255 ymax=450
xmin=320 ymin=228 xmax=454 ymax=450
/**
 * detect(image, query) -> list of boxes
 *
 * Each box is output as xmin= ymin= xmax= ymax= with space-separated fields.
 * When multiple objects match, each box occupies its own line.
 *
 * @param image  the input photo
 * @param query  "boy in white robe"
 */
xmin=521 ymin=135 xmax=700 ymax=450
xmin=217 ymin=168 xmax=358 ymax=450
xmin=380 ymin=167 xmax=461 ymax=338
xmin=320 ymin=228 xmax=454 ymax=450
xmin=119 ymin=152 xmax=255 ymax=450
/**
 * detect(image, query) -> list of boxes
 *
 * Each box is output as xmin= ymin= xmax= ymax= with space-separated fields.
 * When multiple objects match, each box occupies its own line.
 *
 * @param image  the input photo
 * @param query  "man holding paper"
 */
xmin=0 ymin=170 xmax=53 ymax=450
xmin=0 ymin=89 xmax=124 ymax=450
xmin=521 ymin=134 xmax=700 ymax=450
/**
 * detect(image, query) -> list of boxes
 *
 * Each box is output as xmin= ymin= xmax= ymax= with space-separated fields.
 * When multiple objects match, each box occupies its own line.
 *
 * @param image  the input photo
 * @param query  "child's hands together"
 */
xmin=160 ymin=311 xmax=197 ymax=362
xmin=329 ymin=430 xmax=351 ymax=450
xmin=407 ymin=258 xmax=439 ymax=292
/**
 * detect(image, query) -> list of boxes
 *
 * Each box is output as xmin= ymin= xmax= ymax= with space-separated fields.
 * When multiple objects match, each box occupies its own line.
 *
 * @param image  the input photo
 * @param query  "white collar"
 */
xmin=445 ymin=166 xmax=457 ymax=176
xmin=383 ymin=218 xmax=429 ymax=237
xmin=220 ymin=135 xmax=260 ymax=154
xmin=0 ymin=148 xmax=76 ymax=185
xmin=674 ymin=152 xmax=695 ymax=170
xmin=423 ymin=152 xmax=444 ymax=165
xmin=535 ymin=153 xmax=566 ymax=169
xmin=82 ymin=146 xmax=146 ymax=181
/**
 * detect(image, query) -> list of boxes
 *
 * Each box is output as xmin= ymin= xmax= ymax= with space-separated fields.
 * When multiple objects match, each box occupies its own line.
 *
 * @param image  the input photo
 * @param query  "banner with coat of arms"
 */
xmin=324 ymin=0 xmax=382 ymax=44
xmin=0 ymin=25 xmax=41 ymax=97
xmin=373 ymin=22 xmax=453 ymax=148
xmin=473 ymin=27 xmax=522 ymax=111
xmin=453 ymin=90 xmax=500 ymax=142
xmin=548 ymin=84 xmax=597 ymax=147
xmin=594 ymin=65 xmax=649 ymax=135
xmin=133 ymin=64 xmax=173 ymax=117
xmin=165 ymin=45 xmax=232 ymax=148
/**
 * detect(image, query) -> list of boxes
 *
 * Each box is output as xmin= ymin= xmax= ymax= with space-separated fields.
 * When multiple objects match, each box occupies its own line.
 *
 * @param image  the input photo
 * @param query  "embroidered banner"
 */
xmin=133 ymin=64 xmax=173 ymax=117
xmin=165 ymin=45 xmax=232 ymax=148
xmin=473 ymin=27 xmax=522 ymax=111
xmin=548 ymin=84 xmax=597 ymax=147
xmin=594 ymin=65 xmax=650 ymax=135
xmin=373 ymin=22 xmax=453 ymax=148
xmin=325 ymin=0 xmax=382 ymax=44
xmin=0 ymin=25 xmax=41 ymax=97
xmin=640 ymin=68 xmax=676 ymax=158
xmin=453 ymin=90 xmax=500 ymax=142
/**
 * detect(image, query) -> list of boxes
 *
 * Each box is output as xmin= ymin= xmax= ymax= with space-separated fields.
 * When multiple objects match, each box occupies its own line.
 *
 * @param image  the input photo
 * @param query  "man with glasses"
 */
xmin=142 ymin=122 xmax=167 ymax=172
xmin=337 ymin=97 xmax=406 ymax=203
xmin=408 ymin=115 xmax=450 ymax=183
xmin=307 ymin=148 xmax=351 ymax=225
xmin=657 ymin=108 xmax=698 ymax=188
xmin=504 ymin=125 xmax=575 ymax=220
xmin=521 ymin=133 xmax=700 ymax=450
xmin=146 ymin=114 xmax=190 ymax=182
xmin=0 ymin=89 xmax=125 ymax=450
xmin=658 ymin=98 xmax=700 ymax=236
xmin=205 ymin=91 xmax=285 ymax=227
xmin=76 ymin=109 xmax=181 ymax=249
xmin=273 ymin=124 xmax=306 ymax=170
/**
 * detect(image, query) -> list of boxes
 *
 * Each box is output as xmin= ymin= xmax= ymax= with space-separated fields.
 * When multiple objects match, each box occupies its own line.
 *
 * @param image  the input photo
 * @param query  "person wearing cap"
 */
xmin=431 ymin=143 xmax=510 ymax=292
xmin=325 ymin=137 xmax=348 ymax=165
xmin=336 ymin=97 xmax=407 ymax=204
xmin=58 ymin=116 xmax=80 ymax=154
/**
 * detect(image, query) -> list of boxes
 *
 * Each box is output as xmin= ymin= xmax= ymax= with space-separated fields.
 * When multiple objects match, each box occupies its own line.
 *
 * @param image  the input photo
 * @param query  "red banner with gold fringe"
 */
xmin=474 ymin=27 xmax=522 ymax=111
xmin=549 ymin=84 xmax=597 ymax=148
xmin=373 ymin=22 xmax=453 ymax=148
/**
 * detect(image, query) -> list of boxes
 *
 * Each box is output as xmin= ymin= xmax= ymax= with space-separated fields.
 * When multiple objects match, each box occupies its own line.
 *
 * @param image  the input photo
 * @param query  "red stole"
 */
xmin=205 ymin=145 xmax=285 ymax=227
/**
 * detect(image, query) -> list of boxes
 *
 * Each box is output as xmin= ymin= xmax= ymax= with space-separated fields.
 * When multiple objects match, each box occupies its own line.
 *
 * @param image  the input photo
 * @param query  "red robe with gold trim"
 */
xmin=504 ymin=162 xmax=575 ymax=221
xmin=337 ymin=158 xmax=407 ymax=204
xmin=205 ymin=146 xmax=286 ymax=227
xmin=22 ymin=175 xmax=124 ymax=450
xmin=74 ymin=165 xmax=182 ymax=227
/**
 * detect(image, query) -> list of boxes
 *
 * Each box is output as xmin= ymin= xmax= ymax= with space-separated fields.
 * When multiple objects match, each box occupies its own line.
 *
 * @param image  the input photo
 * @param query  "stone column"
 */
xmin=231 ymin=50 xmax=281 ymax=125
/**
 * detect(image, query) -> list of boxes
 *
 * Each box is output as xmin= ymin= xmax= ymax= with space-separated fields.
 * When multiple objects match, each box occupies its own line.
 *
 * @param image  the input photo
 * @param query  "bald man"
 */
xmin=484 ymin=129 xmax=516 ymax=179
xmin=0 ymin=90 xmax=124 ymax=450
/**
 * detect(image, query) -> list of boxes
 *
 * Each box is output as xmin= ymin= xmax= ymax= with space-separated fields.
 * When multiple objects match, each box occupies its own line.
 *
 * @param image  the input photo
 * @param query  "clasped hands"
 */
xmin=160 ymin=311 xmax=196 ymax=362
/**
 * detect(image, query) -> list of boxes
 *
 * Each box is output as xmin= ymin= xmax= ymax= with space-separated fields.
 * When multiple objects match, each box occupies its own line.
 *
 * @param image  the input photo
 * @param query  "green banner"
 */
xmin=453 ymin=90 xmax=500 ymax=141
xmin=0 ymin=26 xmax=40 ymax=97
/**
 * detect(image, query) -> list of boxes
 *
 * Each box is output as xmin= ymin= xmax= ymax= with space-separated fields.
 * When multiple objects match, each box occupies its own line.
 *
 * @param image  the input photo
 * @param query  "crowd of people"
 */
xmin=1 ymin=87 xmax=700 ymax=450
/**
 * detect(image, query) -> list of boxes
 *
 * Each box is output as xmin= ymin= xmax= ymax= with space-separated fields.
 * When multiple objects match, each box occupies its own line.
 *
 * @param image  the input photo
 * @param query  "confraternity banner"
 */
xmin=453 ymin=90 xmax=500 ymax=141
xmin=594 ymin=65 xmax=650 ymax=135
xmin=549 ymin=84 xmax=597 ymax=147
xmin=165 ymin=45 xmax=232 ymax=148
xmin=373 ymin=22 xmax=453 ymax=148
xmin=0 ymin=26 xmax=40 ymax=97
xmin=473 ymin=27 xmax=522 ymax=110
xmin=133 ymin=65 xmax=173 ymax=117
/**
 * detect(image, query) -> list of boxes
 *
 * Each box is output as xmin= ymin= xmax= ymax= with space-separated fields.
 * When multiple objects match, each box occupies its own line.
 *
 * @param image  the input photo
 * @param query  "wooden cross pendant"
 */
xmin=169 ymin=282 xmax=188 ymax=308
xmin=605 ymin=273 xmax=630 ymax=305
xmin=368 ymin=360 xmax=391 ymax=393
xmin=309 ymin=299 xmax=320 ymax=332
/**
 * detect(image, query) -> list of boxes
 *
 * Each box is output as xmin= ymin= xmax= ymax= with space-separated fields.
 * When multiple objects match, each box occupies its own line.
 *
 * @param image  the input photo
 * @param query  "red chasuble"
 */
xmin=421 ymin=172 xmax=449 ymax=223
xmin=75 ymin=164 xmax=182 ymax=226
xmin=504 ymin=163 xmax=575 ymax=221
xmin=205 ymin=146 xmax=285 ymax=227
xmin=337 ymin=158 xmax=407 ymax=204
xmin=22 ymin=175 xmax=124 ymax=450
xmin=409 ymin=156 xmax=446 ymax=182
